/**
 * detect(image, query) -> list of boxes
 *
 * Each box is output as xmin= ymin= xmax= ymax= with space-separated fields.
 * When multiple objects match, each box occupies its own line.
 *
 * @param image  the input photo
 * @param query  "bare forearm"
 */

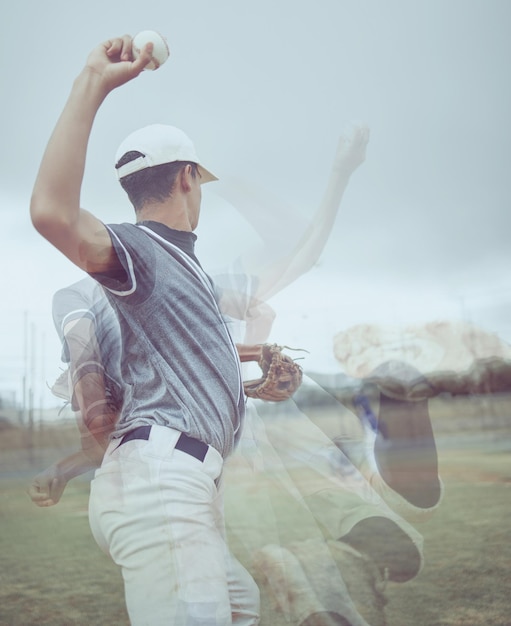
xmin=274 ymin=162 xmax=352 ymax=277
xmin=237 ymin=344 xmax=263 ymax=362
xmin=301 ymin=129 xmax=368 ymax=250
xmin=54 ymin=449 xmax=102 ymax=482
xmin=28 ymin=408 xmax=115 ymax=507
xmin=74 ymin=378 xmax=118 ymax=456
xmin=28 ymin=447 xmax=103 ymax=507
xmin=29 ymin=35 xmax=151 ymax=272
xmin=31 ymin=68 xmax=106 ymax=229
xmin=79 ymin=411 xmax=115 ymax=455
xmin=255 ymin=127 xmax=369 ymax=299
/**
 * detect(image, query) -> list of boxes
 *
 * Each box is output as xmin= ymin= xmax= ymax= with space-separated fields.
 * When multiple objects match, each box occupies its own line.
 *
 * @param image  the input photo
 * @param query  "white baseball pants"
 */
xmin=88 ymin=424 xmax=260 ymax=625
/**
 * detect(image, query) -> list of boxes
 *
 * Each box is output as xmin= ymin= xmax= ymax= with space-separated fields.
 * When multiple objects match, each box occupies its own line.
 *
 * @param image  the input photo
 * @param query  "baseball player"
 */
xmin=32 ymin=29 xmax=404 ymax=624
xmin=28 ymin=114 xmax=372 ymax=509
xmin=31 ymin=35 xmax=259 ymax=625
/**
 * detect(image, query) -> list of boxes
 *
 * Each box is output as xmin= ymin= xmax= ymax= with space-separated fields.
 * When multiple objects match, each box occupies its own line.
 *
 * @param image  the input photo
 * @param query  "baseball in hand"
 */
xmin=132 ymin=30 xmax=170 ymax=70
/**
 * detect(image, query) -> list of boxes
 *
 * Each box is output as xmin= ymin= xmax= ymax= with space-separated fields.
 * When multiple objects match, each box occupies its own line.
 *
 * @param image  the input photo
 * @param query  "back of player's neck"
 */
xmin=137 ymin=200 xmax=193 ymax=232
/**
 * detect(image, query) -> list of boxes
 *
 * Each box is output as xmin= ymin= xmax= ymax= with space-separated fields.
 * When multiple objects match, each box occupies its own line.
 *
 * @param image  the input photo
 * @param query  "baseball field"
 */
xmin=1 ymin=394 xmax=510 ymax=626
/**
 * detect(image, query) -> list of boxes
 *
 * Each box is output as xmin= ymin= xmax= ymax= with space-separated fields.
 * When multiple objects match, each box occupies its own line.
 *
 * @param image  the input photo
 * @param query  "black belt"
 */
xmin=119 ymin=425 xmax=208 ymax=462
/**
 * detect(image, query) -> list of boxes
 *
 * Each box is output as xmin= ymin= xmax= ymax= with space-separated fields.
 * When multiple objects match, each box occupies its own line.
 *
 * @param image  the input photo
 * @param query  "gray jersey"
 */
xmin=92 ymin=221 xmax=245 ymax=458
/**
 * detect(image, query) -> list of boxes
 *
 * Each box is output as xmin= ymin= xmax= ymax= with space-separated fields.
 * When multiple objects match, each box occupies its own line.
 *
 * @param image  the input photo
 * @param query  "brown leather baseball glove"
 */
xmin=242 ymin=343 xmax=304 ymax=402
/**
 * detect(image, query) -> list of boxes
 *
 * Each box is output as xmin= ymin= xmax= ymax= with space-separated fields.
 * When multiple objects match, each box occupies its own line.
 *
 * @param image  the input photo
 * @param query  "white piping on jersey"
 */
xmin=103 ymin=226 xmax=138 ymax=296
xmin=137 ymin=224 xmax=243 ymax=429
xmin=61 ymin=308 xmax=95 ymax=333
xmin=137 ymin=225 xmax=215 ymax=297
xmin=73 ymin=360 xmax=106 ymax=377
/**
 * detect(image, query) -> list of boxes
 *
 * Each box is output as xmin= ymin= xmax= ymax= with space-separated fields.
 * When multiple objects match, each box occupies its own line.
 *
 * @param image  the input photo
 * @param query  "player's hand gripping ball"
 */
xmin=132 ymin=30 xmax=170 ymax=70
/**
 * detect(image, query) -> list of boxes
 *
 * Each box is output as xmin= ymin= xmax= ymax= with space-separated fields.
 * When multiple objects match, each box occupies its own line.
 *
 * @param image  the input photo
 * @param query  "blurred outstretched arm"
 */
xmin=28 ymin=311 xmax=119 ymax=507
xmin=220 ymin=124 xmax=369 ymax=301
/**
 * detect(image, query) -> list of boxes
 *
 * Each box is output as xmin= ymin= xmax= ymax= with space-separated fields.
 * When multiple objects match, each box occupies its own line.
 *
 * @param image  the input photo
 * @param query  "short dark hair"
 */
xmin=116 ymin=151 xmax=200 ymax=212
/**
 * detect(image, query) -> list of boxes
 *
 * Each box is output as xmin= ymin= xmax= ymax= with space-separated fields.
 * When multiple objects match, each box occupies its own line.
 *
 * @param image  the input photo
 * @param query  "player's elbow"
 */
xmin=30 ymin=193 xmax=73 ymax=240
xmin=30 ymin=192 xmax=55 ymax=230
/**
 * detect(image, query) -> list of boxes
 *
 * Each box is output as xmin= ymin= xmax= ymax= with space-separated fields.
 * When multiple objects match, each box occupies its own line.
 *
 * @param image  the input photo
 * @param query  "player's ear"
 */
xmin=179 ymin=164 xmax=193 ymax=192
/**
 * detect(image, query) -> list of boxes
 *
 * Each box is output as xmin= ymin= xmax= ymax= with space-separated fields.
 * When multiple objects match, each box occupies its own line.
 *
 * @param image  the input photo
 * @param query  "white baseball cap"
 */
xmin=115 ymin=124 xmax=218 ymax=183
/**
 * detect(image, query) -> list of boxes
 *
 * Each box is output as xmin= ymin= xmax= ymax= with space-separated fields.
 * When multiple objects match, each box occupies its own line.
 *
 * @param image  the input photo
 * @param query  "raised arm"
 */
xmin=258 ymin=125 xmax=369 ymax=299
xmin=219 ymin=124 xmax=369 ymax=302
xmin=30 ymin=35 xmax=152 ymax=272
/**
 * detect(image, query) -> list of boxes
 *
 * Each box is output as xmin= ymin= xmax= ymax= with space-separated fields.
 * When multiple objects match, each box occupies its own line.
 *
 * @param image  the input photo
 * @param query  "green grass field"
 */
xmin=1 ymin=399 xmax=510 ymax=626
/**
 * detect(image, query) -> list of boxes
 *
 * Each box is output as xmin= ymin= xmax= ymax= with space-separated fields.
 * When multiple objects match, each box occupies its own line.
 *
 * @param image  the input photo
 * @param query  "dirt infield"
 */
xmin=1 ymin=402 xmax=510 ymax=625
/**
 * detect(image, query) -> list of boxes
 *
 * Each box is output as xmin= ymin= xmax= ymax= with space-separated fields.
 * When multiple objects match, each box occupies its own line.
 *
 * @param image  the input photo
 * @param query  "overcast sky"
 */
xmin=1 ymin=0 xmax=510 ymax=407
